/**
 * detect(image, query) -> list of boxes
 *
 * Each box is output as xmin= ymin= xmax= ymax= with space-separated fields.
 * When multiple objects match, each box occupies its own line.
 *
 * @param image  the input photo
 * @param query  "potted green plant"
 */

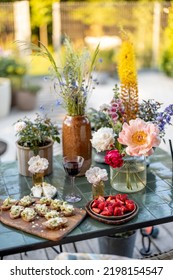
xmin=14 ymin=113 xmax=60 ymax=176
xmin=16 ymin=83 xmax=41 ymax=111
xmin=0 ymin=55 xmax=27 ymax=107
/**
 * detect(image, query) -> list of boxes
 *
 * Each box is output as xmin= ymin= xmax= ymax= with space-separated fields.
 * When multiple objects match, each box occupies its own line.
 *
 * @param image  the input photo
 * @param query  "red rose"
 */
xmin=104 ymin=149 xmax=124 ymax=168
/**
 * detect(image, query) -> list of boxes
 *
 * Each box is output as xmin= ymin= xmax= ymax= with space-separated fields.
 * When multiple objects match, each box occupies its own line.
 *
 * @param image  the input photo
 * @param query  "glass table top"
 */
xmin=0 ymin=148 xmax=173 ymax=256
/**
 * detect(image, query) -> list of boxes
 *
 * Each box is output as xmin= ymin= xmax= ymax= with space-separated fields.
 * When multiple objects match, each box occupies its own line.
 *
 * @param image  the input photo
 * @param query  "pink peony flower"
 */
xmin=118 ymin=118 xmax=161 ymax=156
xmin=104 ymin=149 xmax=124 ymax=168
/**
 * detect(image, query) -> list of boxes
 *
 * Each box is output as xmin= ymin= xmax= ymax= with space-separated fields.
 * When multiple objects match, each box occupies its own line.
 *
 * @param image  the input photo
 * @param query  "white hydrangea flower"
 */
xmin=28 ymin=155 xmax=49 ymax=174
xmin=14 ymin=121 xmax=26 ymax=132
xmin=85 ymin=166 xmax=108 ymax=185
xmin=91 ymin=127 xmax=114 ymax=152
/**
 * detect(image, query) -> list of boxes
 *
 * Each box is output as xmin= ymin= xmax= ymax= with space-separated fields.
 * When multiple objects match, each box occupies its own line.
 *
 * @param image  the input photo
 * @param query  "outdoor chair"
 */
xmin=55 ymin=249 xmax=173 ymax=260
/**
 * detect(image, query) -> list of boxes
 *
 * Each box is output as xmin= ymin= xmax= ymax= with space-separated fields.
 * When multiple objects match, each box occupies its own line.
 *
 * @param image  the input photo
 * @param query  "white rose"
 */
xmin=28 ymin=155 xmax=40 ymax=166
xmin=28 ymin=155 xmax=49 ymax=174
xmin=91 ymin=127 xmax=114 ymax=152
xmin=85 ymin=166 xmax=108 ymax=185
xmin=14 ymin=121 xmax=26 ymax=132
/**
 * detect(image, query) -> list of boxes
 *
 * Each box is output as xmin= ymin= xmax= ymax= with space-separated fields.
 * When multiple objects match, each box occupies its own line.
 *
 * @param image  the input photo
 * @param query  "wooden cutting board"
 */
xmin=0 ymin=200 xmax=86 ymax=241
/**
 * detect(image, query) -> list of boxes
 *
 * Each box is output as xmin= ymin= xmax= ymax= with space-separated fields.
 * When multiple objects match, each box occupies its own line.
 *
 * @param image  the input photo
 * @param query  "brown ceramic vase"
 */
xmin=62 ymin=115 xmax=92 ymax=176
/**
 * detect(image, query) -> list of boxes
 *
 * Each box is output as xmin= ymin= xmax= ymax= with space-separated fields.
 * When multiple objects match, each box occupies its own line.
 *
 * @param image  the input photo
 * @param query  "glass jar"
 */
xmin=32 ymin=172 xmax=44 ymax=186
xmin=110 ymin=156 xmax=146 ymax=193
xmin=92 ymin=180 xmax=105 ymax=199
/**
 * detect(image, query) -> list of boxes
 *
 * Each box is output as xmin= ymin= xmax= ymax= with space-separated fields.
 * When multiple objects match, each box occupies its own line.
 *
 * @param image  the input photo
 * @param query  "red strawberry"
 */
xmin=98 ymin=201 xmax=105 ymax=211
xmin=100 ymin=211 xmax=109 ymax=216
xmin=103 ymin=206 xmax=113 ymax=215
xmin=120 ymin=205 xmax=128 ymax=214
xmin=114 ymin=206 xmax=124 ymax=216
xmin=115 ymin=198 xmax=124 ymax=205
xmin=118 ymin=194 xmax=128 ymax=202
xmin=125 ymin=199 xmax=135 ymax=211
xmin=108 ymin=199 xmax=116 ymax=204
xmin=92 ymin=207 xmax=101 ymax=214
xmin=107 ymin=205 xmax=114 ymax=215
xmin=113 ymin=201 xmax=123 ymax=207
xmin=92 ymin=200 xmax=99 ymax=208
xmin=97 ymin=196 xmax=105 ymax=202
xmin=106 ymin=195 xmax=116 ymax=202
xmin=106 ymin=196 xmax=112 ymax=202
xmin=100 ymin=209 xmax=111 ymax=216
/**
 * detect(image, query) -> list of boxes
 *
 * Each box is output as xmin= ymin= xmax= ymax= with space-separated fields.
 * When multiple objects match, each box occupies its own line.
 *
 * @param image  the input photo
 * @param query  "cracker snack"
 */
xmin=9 ymin=205 xmax=24 ymax=219
xmin=42 ymin=217 xmax=68 ymax=230
xmin=1 ymin=197 xmax=18 ymax=211
xmin=21 ymin=208 xmax=37 ymax=222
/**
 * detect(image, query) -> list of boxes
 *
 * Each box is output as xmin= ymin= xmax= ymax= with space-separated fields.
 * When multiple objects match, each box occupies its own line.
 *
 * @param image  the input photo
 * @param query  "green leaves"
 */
xmin=17 ymin=37 xmax=99 ymax=116
xmin=14 ymin=114 xmax=60 ymax=152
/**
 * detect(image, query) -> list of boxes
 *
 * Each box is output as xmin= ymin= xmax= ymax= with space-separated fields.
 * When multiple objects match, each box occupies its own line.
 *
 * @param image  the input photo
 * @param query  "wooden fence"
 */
xmin=0 ymin=1 xmax=172 ymax=68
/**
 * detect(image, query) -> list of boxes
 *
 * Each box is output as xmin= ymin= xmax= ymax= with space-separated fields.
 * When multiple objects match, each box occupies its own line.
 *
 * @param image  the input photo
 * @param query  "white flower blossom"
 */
xmin=85 ymin=166 xmax=108 ymax=185
xmin=28 ymin=155 xmax=49 ymax=174
xmin=91 ymin=127 xmax=114 ymax=152
xmin=14 ymin=121 xmax=26 ymax=132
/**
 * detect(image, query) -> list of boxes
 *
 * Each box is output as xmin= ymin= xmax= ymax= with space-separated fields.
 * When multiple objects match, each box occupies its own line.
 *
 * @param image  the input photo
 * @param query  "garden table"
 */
xmin=0 ymin=148 xmax=173 ymax=258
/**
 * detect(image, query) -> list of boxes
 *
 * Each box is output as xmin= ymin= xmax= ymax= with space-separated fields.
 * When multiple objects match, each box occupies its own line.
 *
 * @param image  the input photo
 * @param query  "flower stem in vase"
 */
xmin=110 ymin=156 xmax=146 ymax=193
xmin=32 ymin=172 xmax=44 ymax=186
xmin=126 ymin=164 xmax=132 ymax=190
xmin=92 ymin=181 xmax=105 ymax=199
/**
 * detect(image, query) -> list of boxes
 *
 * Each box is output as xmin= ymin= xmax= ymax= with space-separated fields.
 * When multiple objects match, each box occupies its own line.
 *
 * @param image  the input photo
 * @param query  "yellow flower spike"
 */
xmin=117 ymin=37 xmax=139 ymax=123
